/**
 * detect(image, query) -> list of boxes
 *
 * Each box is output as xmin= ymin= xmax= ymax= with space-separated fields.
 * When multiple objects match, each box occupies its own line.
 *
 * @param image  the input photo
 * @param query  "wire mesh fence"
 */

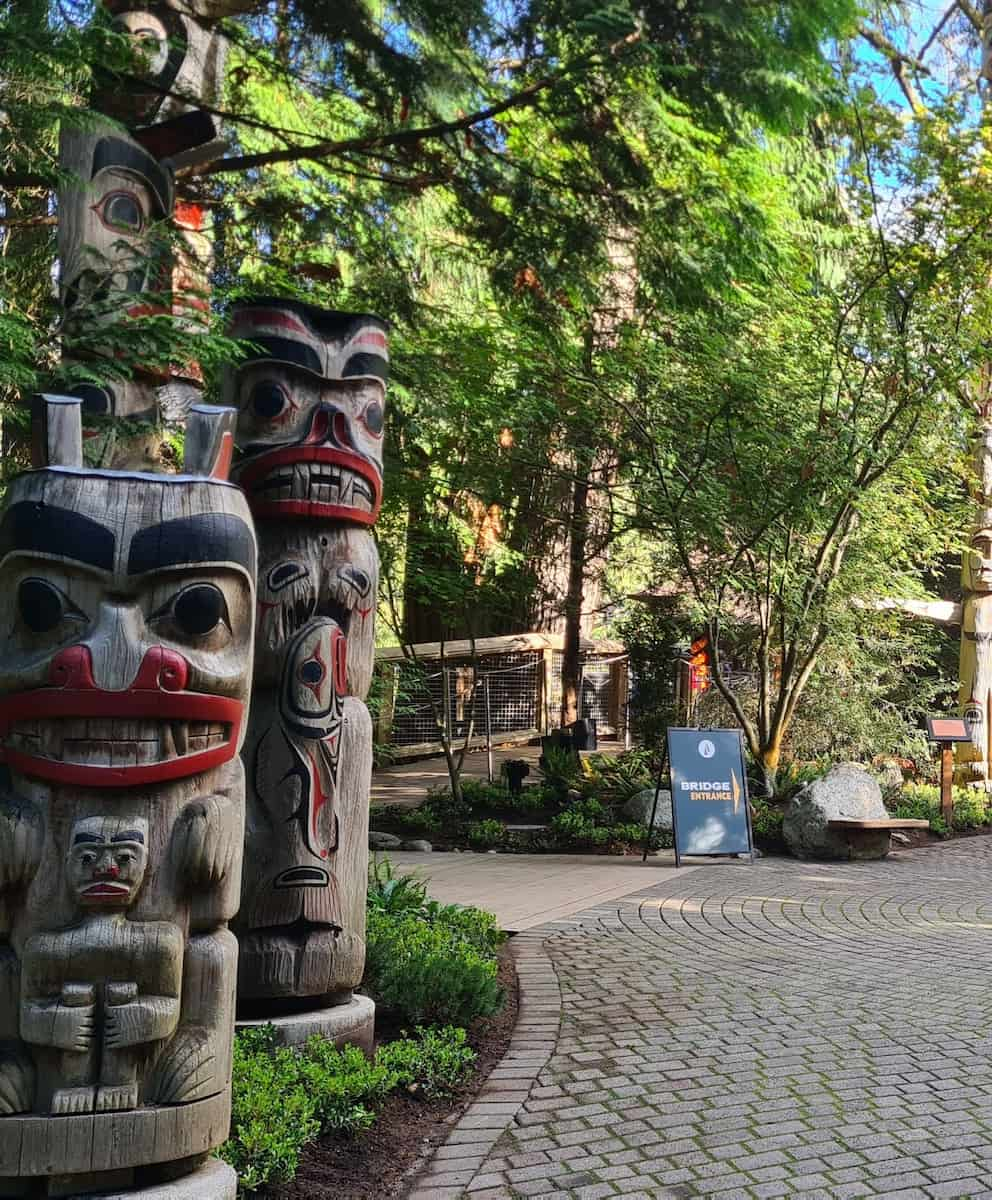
xmin=378 ymin=648 xmax=629 ymax=748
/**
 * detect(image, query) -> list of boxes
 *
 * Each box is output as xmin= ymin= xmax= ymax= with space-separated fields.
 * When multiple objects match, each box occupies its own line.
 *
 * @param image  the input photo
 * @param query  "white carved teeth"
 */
xmin=7 ymin=719 xmax=229 ymax=766
xmin=259 ymin=463 xmax=374 ymax=512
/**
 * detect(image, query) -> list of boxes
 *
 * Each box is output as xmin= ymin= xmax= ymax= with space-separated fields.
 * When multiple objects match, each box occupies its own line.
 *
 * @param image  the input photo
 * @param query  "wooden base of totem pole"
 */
xmin=236 ymin=994 xmax=375 ymax=1056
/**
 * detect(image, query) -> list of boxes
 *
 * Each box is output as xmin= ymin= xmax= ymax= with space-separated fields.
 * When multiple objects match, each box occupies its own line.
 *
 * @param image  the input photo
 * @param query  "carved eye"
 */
xmin=116 ymin=850 xmax=135 ymax=867
xmin=80 ymin=851 xmax=97 ymax=867
xmin=18 ymin=578 xmax=84 ymax=634
xmin=94 ymin=190 xmax=144 ymax=234
xmin=362 ymin=400 xmax=384 ymax=437
xmin=171 ymin=583 xmax=227 ymax=637
xmin=250 ymin=381 xmax=289 ymax=420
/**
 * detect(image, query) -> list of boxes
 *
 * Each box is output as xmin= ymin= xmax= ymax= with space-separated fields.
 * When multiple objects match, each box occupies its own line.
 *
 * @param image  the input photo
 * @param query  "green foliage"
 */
xmin=468 ymin=818 xmax=506 ymax=850
xmin=222 ymin=1027 xmax=320 ymax=1191
xmin=377 ymin=1025 xmax=476 ymax=1100
xmin=579 ymin=750 xmax=654 ymax=807
xmin=223 ymin=1024 xmax=477 ymax=1191
xmin=297 ymin=1040 xmax=394 ymax=1133
xmin=750 ymin=797 xmax=787 ymax=853
xmin=890 ymin=783 xmax=991 ymax=836
xmin=368 ymin=857 xmax=506 ymax=956
xmin=548 ymin=797 xmax=610 ymax=846
xmin=364 ymin=908 xmax=504 ymax=1026
xmin=540 ymin=746 xmax=583 ymax=799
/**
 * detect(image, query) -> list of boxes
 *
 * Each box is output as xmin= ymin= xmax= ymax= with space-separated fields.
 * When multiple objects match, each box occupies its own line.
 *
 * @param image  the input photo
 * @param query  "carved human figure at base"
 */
xmin=0 ymin=399 xmax=254 ymax=1196
xmin=21 ymin=815 xmax=182 ymax=1115
xmin=224 ymin=299 xmax=386 ymax=1007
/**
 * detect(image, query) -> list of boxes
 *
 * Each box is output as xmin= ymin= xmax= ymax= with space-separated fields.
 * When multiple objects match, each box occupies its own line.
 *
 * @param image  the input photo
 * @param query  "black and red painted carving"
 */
xmin=0 ymin=397 xmax=255 ymax=1194
xmin=225 ymin=299 xmax=386 ymax=1006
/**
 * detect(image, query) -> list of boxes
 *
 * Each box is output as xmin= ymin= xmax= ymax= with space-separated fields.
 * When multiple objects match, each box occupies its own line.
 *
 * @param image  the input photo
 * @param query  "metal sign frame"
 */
xmin=667 ymin=727 xmax=755 ymax=867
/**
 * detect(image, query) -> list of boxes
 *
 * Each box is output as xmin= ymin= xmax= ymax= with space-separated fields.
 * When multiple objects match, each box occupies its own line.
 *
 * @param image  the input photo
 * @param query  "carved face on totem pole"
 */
xmin=60 ymin=133 xmax=173 ymax=332
xmin=68 ymin=816 xmax=150 ymax=909
xmin=225 ymin=299 xmax=386 ymax=1005
xmin=965 ymin=527 xmax=992 ymax=594
xmin=0 ymin=400 xmax=255 ymax=1192
xmin=0 ymin=467 xmax=254 ymax=785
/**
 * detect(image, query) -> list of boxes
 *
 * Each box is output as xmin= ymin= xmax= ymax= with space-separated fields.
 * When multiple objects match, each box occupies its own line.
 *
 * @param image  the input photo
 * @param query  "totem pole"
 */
xmin=58 ymin=0 xmax=253 ymax=464
xmin=871 ymin=427 xmax=992 ymax=787
xmin=224 ymin=299 xmax=386 ymax=1049
xmin=0 ymin=397 xmax=254 ymax=1198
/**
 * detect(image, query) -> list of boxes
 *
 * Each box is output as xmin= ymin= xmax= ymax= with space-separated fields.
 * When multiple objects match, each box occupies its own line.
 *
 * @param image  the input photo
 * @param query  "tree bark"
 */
xmin=560 ymin=448 xmax=591 ymax=725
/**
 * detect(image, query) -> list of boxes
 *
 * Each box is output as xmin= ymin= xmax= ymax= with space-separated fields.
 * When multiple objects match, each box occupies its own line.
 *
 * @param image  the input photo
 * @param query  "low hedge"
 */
xmin=222 ymin=1024 xmax=476 ymax=1194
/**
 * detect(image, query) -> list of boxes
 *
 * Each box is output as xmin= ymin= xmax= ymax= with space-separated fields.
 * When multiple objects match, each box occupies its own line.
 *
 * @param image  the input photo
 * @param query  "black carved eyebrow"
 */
xmin=128 ymin=513 xmax=256 ymax=577
xmin=242 ymin=336 xmax=322 ymax=375
xmin=0 ymin=503 xmax=115 ymax=571
xmin=343 ymin=352 xmax=388 ymax=382
xmin=112 ymin=830 xmax=145 ymax=844
xmin=73 ymin=832 xmax=105 ymax=845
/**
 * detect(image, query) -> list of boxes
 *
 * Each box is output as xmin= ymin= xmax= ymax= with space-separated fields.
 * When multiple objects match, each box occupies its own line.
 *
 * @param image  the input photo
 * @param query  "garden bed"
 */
xmin=268 ymin=945 xmax=519 ymax=1200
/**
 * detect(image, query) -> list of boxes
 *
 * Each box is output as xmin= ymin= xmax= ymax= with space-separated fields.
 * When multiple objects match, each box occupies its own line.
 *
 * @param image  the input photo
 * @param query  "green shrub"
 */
xmin=297 ymin=1039 xmax=395 ymax=1132
xmin=223 ymin=1024 xmax=481 ymax=1193
xmin=368 ymin=857 xmax=431 ymax=915
xmin=364 ymin=908 xmax=504 ymax=1025
xmin=468 ymin=818 xmax=506 ymax=849
xmin=580 ymin=750 xmax=654 ymax=808
xmin=750 ymin=796 xmax=787 ymax=851
xmin=222 ymin=1027 xmax=320 ymax=1192
xmin=891 ymin=782 xmax=990 ymax=835
xmin=368 ymin=859 xmax=505 ymax=956
xmin=378 ymin=1025 xmax=476 ymax=1099
xmin=540 ymin=744 xmax=582 ymax=797
xmin=459 ymin=778 xmax=510 ymax=811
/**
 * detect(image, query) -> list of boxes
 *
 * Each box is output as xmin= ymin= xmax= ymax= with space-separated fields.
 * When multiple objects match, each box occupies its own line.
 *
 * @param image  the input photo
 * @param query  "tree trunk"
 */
xmin=560 ymin=451 xmax=591 ymax=725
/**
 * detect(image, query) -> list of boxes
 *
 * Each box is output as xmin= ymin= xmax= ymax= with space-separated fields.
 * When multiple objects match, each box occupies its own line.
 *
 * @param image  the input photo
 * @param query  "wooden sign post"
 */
xmin=926 ymin=716 xmax=973 ymax=830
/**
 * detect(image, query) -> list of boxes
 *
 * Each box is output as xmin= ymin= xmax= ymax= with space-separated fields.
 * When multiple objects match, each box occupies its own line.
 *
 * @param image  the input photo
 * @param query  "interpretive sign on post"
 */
xmin=667 ymin=727 xmax=754 ymax=866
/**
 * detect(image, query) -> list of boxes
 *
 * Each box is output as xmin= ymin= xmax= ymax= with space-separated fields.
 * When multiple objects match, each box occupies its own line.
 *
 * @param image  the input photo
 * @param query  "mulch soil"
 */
xmin=268 ymin=943 xmax=520 ymax=1200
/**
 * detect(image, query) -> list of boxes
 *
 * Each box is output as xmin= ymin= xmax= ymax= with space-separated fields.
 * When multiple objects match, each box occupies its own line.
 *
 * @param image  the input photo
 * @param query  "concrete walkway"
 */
xmin=408 ymin=837 xmax=992 ymax=1200
xmin=382 ymin=850 xmax=700 ymax=932
xmin=372 ymin=744 xmax=545 ymax=808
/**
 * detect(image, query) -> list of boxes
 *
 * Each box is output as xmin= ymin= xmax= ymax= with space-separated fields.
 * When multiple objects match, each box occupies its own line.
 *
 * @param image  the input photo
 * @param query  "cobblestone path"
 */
xmin=411 ymin=840 xmax=992 ymax=1200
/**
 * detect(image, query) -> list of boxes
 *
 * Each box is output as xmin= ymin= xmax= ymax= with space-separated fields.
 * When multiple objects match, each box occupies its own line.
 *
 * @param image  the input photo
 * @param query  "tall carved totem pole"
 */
xmin=59 ymin=0 xmax=249 ymax=465
xmin=0 ymin=397 xmax=254 ymax=1198
xmin=224 ymin=300 xmax=386 ymax=1048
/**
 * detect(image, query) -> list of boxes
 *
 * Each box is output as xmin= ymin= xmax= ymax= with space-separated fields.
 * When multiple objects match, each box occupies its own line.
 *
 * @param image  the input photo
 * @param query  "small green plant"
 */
xmin=540 ymin=744 xmax=581 ymax=798
xmin=378 ymin=1025 xmax=476 ymax=1099
xmin=368 ymin=857 xmax=430 ymax=915
xmin=549 ymin=798 xmax=611 ymax=846
xmin=891 ymin=781 xmax=990 ymax=836
xmin=297 ymin=1039 xmax=395 ymax=1132
xmin=468 ymin=818 xmax=506 ymax=850
xmin=750 ymin=796 xmax=787 ymax=852
xmin=222 ymin=1027 xmax=320 ymax=1192
xmin=364 ymin=908 xmax=504 ymax=1025
xmin=223 ymin=1024 xmax=480 ymax=1192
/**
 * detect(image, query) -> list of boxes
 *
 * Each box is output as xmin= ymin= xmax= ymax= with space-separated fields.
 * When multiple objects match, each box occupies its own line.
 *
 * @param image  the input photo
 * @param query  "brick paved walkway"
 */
xmin=410 ymin=839 xmax=992 ymax=1200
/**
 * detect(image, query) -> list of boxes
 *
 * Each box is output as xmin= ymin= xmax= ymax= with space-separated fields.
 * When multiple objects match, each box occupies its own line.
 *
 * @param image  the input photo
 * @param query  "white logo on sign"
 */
xmin=698 ymin=739 xmax=716 ymax=759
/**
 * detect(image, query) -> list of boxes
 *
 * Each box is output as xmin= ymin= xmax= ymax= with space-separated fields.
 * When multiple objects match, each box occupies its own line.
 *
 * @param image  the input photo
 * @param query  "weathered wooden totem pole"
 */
xmin=872 ymin=426 xmax=992 ymax=787
xmin=0 ymin=397 xmax=254 ymax=1198
xmin=59 ymin=0 xmax=251 ymax=462
xmin=224 ymin=299 xmax=386 ymax=1047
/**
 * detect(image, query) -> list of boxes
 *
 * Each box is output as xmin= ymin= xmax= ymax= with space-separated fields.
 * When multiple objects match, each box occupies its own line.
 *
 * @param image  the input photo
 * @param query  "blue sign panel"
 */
xmin=667 ymin=727 xmax=753 ymax=863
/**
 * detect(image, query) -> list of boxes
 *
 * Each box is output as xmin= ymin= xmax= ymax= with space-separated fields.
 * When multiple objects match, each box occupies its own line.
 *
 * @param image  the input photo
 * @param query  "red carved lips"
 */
xmin=0 ymin=646 xmax=243 ymax=788
xmin=237 ymin=446 xmax=382 ymax=525
xmin=82 ymin=881 xmax=131 ymax=900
